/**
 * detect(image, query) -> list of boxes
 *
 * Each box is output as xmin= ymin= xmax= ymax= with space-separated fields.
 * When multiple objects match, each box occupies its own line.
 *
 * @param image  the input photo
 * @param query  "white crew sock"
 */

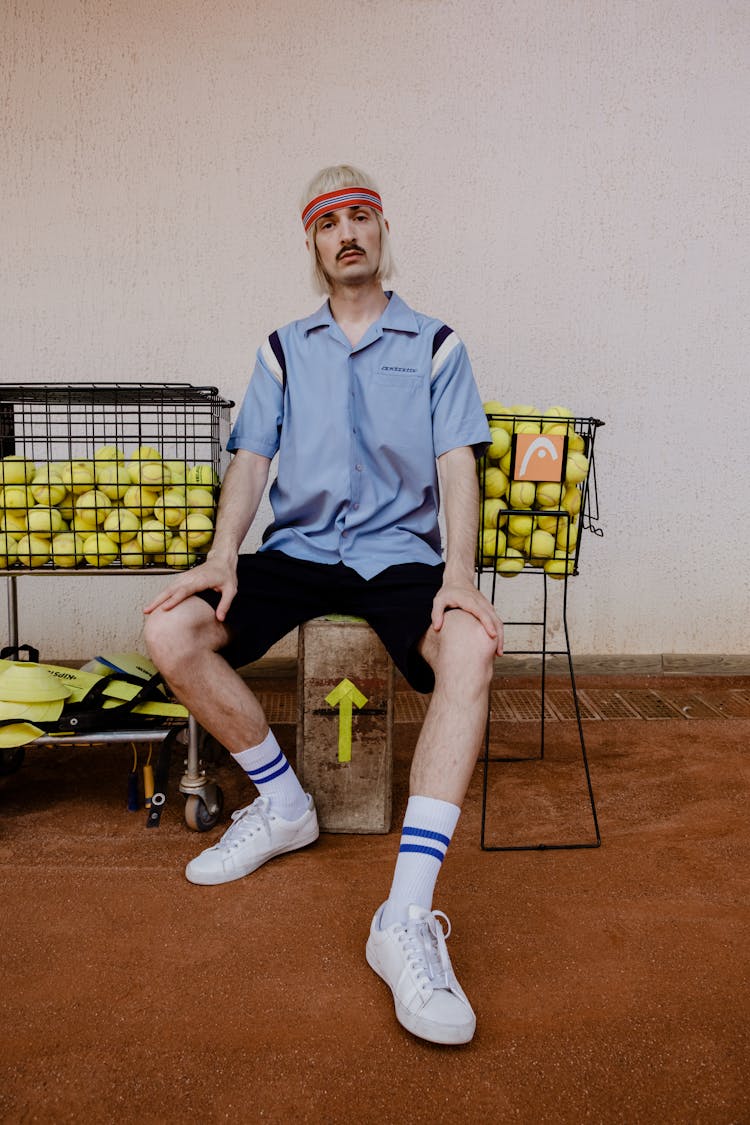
xmin=232 ymin=729 xmax=309 ymax=821
xmin=380 ymin=794 xmax=461 ymax=928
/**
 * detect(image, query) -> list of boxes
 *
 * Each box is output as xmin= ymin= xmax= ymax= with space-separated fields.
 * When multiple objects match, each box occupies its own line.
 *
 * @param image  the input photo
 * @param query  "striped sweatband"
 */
xmin=301 ymin=187 xmax=383 ymax=232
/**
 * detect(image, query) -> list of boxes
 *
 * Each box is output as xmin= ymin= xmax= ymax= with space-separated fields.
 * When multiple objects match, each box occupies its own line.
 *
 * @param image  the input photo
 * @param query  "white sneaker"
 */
xmin=185 ymin=795 xmax=319 ymax=885
xmin=366 ymin=903 xmax=476 ymax=1045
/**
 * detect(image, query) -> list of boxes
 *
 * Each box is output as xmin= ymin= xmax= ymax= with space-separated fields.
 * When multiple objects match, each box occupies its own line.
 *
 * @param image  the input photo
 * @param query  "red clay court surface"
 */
xmin=1 ymin=671 xmax=748 ymax=1124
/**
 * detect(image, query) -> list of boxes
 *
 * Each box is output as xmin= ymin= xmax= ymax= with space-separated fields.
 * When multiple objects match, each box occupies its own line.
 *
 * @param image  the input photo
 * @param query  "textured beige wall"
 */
xmin=2 ymin=0 xmax=749 ymax=659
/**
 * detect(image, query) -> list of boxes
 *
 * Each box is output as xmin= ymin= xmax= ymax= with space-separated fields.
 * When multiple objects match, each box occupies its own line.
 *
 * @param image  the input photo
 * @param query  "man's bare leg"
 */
xmin=144 ymin=597 xmax=318 ymax=885
xmin=411 ymin=608 xmax=496 ymax=804
xmin=143 ymin=597 xmax=269 ymax=753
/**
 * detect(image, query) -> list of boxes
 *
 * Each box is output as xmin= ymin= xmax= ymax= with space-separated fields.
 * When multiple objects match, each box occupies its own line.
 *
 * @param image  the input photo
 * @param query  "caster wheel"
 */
xmin=0 ymin=746 xmax=25 ymax=776
xmin=184 ymin=789 xmax=224 ymax=832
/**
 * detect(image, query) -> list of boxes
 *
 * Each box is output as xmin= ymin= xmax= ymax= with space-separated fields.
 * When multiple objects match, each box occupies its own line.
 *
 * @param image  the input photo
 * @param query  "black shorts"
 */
xmin=197 ymin=550 xmax=445 ymax=694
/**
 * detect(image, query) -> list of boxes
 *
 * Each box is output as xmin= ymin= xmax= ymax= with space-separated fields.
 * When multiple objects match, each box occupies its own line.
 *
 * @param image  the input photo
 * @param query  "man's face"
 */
xmin=310 ymin=205 xmax=382 ymax=289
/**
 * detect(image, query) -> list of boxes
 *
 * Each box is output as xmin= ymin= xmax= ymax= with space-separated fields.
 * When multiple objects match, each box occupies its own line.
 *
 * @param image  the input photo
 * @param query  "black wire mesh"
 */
xmin=0 ymin=383 xmax=233 ymax=573
xmin=476 ymin=410 xmax=604 ymax=602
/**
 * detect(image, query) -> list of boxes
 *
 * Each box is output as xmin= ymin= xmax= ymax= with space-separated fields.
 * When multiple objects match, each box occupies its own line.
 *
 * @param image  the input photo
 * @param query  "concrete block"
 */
xmin=297 ymin=616 xmax=394 ymax=833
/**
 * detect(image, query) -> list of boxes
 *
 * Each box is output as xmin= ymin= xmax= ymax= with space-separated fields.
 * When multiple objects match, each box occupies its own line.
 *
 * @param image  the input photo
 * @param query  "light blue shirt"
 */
xmin=228 ymin=292 xmax=490 ymax=579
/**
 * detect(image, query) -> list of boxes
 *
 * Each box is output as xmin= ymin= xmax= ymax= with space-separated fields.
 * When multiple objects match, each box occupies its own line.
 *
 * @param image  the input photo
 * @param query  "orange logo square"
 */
xmin=512 ymin=433 xmax=566 ymax=482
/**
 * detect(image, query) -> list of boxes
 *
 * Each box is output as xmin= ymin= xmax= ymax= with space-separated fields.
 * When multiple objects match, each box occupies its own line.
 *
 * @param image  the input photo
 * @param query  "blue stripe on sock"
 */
xmin=246 ymin=759 xmax=290 ymax=785
xmin=398 ymin=843 xmax=446 ymax=862
xmin=401 ymin=825 xmax=451 ymax=848
xmin=246 ymin=750 xmax=284 ymax=779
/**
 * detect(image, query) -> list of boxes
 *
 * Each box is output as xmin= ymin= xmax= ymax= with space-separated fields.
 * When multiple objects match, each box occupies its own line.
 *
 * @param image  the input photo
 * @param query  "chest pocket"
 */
xmin=372 ymin=364 xmax=425 ymax=390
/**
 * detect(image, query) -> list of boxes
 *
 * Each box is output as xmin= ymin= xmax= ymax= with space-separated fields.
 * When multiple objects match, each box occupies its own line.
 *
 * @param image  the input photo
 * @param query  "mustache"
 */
xmin=336 ymin=244 xmax=365 ymax=260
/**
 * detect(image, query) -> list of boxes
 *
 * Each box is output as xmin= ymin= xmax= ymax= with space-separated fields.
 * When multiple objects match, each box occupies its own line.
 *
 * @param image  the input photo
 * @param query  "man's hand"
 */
xmin=143 ymin=555 xmax=238 ymax=621
xmin=431 ymin=579 xmax=504 ymax=656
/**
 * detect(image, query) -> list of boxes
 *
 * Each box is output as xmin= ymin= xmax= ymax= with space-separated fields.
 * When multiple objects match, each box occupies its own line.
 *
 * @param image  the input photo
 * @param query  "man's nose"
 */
xmin=338 ymin=217 xmax=358 ymax=242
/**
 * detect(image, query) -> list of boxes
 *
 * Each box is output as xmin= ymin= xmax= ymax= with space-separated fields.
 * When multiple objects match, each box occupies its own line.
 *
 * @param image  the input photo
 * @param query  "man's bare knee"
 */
xmin=144 ymin=598 xmax=227 ymax=676
xmin=428 ymin=611 xmax=496 ymax=687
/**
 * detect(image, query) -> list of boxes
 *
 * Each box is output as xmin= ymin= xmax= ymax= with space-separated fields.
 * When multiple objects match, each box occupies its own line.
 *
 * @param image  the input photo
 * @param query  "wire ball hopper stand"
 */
xmin=475 ymin=409 xmax=605 ymax=851
xmin=1 ymin=383 xmax=233 ymax=832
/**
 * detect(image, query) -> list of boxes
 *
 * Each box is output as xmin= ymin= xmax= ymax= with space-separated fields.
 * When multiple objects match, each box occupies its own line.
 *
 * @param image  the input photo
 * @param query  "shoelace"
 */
xmin=214 ymin=797 xmax=272 ymax=852
xmin=402 ymin=909 xmax=454 ymax=992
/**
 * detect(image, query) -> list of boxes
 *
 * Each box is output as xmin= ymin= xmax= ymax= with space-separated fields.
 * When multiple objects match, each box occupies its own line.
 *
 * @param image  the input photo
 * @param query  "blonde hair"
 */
xmin=300 ymin=164 xmax=395 ymax=295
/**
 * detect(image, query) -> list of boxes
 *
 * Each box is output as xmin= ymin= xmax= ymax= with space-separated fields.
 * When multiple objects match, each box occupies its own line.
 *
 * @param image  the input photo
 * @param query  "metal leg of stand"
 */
xmin=480 ymin=573 xmax=601 ymax=851
xmin=178 ymin=714 xmax=223 ymax=823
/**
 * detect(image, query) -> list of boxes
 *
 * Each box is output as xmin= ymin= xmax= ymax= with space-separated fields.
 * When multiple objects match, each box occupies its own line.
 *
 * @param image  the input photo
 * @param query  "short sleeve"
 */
xmin=430 ymin=332 xmax=491 ymax=459
xmin=226 ymin=340 xmax=285 ymax=458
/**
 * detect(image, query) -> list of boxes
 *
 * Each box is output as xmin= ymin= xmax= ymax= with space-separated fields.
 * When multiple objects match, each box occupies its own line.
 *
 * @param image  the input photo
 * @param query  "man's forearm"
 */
xmin=437 ymin=446 xmax=480 ymax=583
xmin=207 ymin=449 xmax=271 ymax=562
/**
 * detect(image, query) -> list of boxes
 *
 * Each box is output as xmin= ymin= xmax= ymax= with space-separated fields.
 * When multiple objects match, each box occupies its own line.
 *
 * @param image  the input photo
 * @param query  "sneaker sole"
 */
xmin=185 ymin=822 xmax=320 ymax=886
xmin=365 ymin=937 xmax=476 ymax=1046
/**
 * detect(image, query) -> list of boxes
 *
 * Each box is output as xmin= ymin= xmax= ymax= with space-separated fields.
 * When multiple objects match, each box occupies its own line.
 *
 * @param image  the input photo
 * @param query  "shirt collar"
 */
xmin=302 ymin=291 xmax=419 ymax=337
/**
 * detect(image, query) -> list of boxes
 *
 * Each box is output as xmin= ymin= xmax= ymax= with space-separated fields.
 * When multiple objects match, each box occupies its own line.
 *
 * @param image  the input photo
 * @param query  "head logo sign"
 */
xmin=512 ymin=433 xmax=567 ymax=482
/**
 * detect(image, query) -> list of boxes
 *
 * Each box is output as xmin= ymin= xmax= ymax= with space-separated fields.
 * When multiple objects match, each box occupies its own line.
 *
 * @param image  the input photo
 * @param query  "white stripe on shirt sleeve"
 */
xmin=431 ymin=332 xmax=462 ymax=381
xmin=260 ymin=338 xmax=284 ymax=386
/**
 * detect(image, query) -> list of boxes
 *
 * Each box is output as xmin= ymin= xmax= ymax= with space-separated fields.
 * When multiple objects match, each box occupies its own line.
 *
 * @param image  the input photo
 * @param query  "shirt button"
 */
xmin=342 ymin=531 xmax=348 ymax=538
xmin=353 ymin=503 xmax=360 ymax=510
xmin=355 ymin=464 xmax=363 ymax=471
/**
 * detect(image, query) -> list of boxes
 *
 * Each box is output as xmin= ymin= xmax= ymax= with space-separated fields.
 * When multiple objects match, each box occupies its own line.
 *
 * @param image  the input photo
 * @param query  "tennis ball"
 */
xmin=163 ymin=460 xmax=188 ymax=486
xmin=127 ymin=446 xmax=162 ymax=484
xmin=50 ymin=532 xmax=85 ymax=568
xmin=31 ymin=467 xmax=67 ymax=507
xmin=535 ymin=481 xmax=565 ymax=508
xmin=508 ymin=404 xmax=538 ymax=420
xmin=94 ymin=445 xmax=125 ymax=466
xmin=483 ymin=467 xmax=508 ymax=499
xmin=482 ymin=498 xmax=507 ymax=529
xmin=102 ymin=508 xmax=141 ymax=543
xmin=96 ymin=462 xmax=131 ymax=500
xmin=483 ymin=400 xmax=507 ymax=416
xmin=544 ymin=550 xmax=575 ymax=579
xmin=2 ymin=485 xmax=35 ymax=511
xmin=16 ymin=534 xmax=50 ymax=567
xmin=508 ymin=481 xmax=535 ymax=509
xmin=562 ymin=486 xmax=582 ymax=518
xmin=119 ymin=538 xmax=148 ymax=568
xmin=26 ymin=507 xmax=67 ymax=536
xmin=0 ymin=532 xmax=19 ymax=568
xmin=565 ymin=452 xmax=589 ymax=485
xmin=164 ymin=536 xmax=197 ymax=569
xmin=507 ymin=533 xmax=528 ymax=552
xmin=568 ymin=431 xmax=586 ymax=453
xmin=496 ymin=547 xmax=525 ymax=576
xmin=140 ymin=520 xmax=173 ymax=554
xmin=542 ymin=406 xmax=574 ymax=435
xmin=179 ymin=513 xmax=214 ymax=550
xmin=481 ymin=527 xmax=507 ymax=562
xmin=186 ymin=463 xmax=219 ymax=487
xmin=0 ymin=512 xmax=28 ymax=540
xmin=524 ymin=529 xmax=556 ymax=560
xmin=507 ymin=513 xmax=534 ymax=539
xmin=82 ymin=531 xmax=119 ymax=567
xmin=122 ymin=485 xmax=159 ymax=519
xmin=535 ymin=513 xmax=562 ymax=534
xmin=75 ymin=489 xmax=112 ymax=527
xmin=61 ymin=461 xmax=96 ymax=495
xmin=499 ymin=450 xmax=512 ymax=475
xmin=515 ymin=419 xmax=542 ymax=435
xmin=154 ymin=488 xmax=189 ymax=527
xmin=57 ymin=497 xmax=75 ymax=522
xmin=186 ymin=487 xmax=215 ymax=518
xmin=140 ymin=460 xmax=171 ymax=488
xmin=556 ymin=520 xmax=579 ymax=552
xmin=487 ymin=428 xmax=511 ymax=461
xmin=0 ymin=456 xmax=35 ymax=486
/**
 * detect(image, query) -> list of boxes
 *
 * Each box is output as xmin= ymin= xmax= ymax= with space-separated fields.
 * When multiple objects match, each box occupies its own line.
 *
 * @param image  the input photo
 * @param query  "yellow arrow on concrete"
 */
xmin=325 ymin=677 xmax=368 ymax=763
